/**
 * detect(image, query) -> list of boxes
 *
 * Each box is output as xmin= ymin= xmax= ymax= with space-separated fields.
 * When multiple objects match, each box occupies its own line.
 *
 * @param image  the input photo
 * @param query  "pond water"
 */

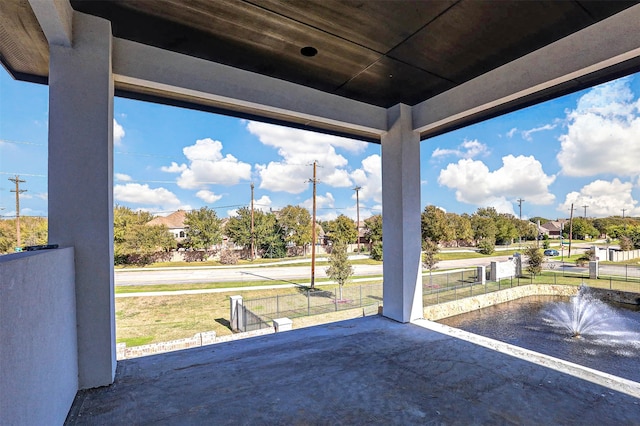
xmin=438 ymin=292 xmax=640 ymax=383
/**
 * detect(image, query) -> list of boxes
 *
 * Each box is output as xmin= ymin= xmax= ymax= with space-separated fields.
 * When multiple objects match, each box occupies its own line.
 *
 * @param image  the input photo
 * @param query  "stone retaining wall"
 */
xmin=117 ymin=328 xmax=275 ymax=360
xmin=423 ymin=285 xmax=578 ymax=321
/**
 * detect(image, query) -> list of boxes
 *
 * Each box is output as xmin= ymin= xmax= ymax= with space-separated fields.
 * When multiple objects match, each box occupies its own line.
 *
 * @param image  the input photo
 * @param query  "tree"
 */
xmin=370 ymin=241 xmax=383 ymax=261
xmin=225 ymin=207 xmax=284 ymax=258
xmin=364 ymin=214 xmax=382 ymax=245
xmin=477 ymin=238 xmax=495 ymax=255
xmin=421 ymin=205 xmax=451 ymax=244
xmin=0 ymin=219 xmax=16 ymax=253
xmin=470 ymin=208 xmax=497 ymax=243
xmin=325 ymin=240 xmax=353 ymax=300
xmin=495 ymin=213 xmax=518 ymax=245
xmin=184 ymin=207 xmax=223 ymax=250
xmin=422 ymin=238 xmax=440 ymax=286
xmin=278 ymin=205 xmax=312 ymax=254
xmin=113 ymin=206 xmax=176 ymax=265
xmin=524 ymin=247 xmax=543 ymax=276
xmin=446 ymin=213 xmax=473 ymax=246
xmin=570 ymin=218 xmax=598 ymax=240
xmin=324 ymin=214 xmax=357 ymax=245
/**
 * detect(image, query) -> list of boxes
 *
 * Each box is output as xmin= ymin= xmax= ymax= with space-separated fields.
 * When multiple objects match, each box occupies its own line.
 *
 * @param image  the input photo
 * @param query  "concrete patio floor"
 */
xmin=65 ymin=315 xmax=640 ymax=425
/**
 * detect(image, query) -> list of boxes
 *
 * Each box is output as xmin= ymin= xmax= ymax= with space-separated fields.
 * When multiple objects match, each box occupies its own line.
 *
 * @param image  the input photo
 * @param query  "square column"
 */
xmin=48 ymin=12 xmax=115 ymax=388
xmin=381 ymin=104 xmax=423 ymax=322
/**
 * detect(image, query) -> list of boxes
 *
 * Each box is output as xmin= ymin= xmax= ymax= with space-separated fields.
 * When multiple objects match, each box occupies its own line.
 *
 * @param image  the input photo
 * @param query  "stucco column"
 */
xmin=381 ymin=104 xmax=423 ymax=322
xmin=48 ymin=12 xmax=115 ymax=388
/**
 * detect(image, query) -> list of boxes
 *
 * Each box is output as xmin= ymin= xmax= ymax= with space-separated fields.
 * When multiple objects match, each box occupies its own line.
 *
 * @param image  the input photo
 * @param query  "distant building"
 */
xmin=540 ymin=220 xmax=567 ymax=239
xmin=146 ymin=210 xmax=187 ymax=243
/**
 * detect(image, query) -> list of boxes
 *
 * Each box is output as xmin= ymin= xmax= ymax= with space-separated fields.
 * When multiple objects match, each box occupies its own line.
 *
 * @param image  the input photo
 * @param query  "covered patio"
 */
xmin=1 ymin=1 xmax=640 ymax=423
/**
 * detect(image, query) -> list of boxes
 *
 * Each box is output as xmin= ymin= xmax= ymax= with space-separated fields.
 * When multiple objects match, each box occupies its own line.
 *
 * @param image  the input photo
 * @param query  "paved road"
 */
xmin=114 ymin=254 xmax=515 ymax=286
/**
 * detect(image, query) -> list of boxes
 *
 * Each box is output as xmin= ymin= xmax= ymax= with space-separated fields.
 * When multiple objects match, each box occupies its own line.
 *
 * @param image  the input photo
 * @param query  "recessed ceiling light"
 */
xmin=300 ymin=46 xmax=318 ymax=57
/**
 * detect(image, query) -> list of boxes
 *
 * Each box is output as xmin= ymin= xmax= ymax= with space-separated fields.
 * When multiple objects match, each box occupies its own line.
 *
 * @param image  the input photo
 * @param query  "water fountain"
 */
xmin=541 ymin=285 xmax=639 ymax=342
xmin=438 ymin=286 xmax=640 ymax=382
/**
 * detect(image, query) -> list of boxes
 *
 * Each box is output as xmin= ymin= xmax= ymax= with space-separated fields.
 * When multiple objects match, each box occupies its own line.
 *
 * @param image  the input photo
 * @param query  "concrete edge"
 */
xmin=413 ymin=319 xmax=640 ymax=400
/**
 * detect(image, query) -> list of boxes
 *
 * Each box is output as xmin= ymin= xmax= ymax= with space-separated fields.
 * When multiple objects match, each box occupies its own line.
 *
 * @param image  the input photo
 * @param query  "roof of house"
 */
xmin=146 ymin=210 xmax=187 ymax=229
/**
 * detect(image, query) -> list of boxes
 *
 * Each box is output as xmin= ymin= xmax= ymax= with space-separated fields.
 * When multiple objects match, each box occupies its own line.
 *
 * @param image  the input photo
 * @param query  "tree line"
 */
xmin=3 ymin=206 xmax=640 ymax=261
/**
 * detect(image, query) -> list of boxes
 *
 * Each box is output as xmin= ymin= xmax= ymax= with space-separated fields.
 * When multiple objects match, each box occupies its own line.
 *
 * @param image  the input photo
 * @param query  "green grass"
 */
xmin=117 ymin=336 xmax=155 ymax=347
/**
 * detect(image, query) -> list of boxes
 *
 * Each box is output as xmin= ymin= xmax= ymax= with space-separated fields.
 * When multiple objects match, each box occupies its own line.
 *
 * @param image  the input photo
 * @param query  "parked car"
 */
xmin=544 ymin=249 xmax=559 ymax=256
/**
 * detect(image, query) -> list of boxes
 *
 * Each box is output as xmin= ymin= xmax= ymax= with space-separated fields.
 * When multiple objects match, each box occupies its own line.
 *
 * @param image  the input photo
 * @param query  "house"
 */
xmin=540 ymin=220 xmax=565 ymax=238
xmin=1 ymin=1 xmax=639 ymax=424
xmin=146 ymin=210 xmax=187 ymax=242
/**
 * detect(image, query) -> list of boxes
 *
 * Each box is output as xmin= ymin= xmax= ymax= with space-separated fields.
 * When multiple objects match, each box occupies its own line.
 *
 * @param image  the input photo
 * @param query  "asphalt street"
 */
xmin=114 ymin=254 xmax=515 ymax=286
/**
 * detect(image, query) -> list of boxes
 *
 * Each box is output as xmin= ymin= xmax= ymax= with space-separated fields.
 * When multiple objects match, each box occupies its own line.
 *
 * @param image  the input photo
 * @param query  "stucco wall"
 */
xmin=0 ymin=247 xmax=78 ymax=425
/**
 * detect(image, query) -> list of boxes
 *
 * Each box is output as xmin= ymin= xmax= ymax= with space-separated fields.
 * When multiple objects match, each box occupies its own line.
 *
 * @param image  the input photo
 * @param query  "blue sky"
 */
xmin=1 ymin=68 xmax=640 ymax=221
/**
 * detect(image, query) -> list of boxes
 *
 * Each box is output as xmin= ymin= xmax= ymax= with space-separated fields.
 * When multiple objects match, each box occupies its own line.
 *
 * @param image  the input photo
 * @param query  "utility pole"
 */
xmin=582 ymin=205 xmax=588 ymax=218
xmin=517 ymin=198 xmax=524 ymax=245
xmin=250 ymin=182 xmax=255 ymax=261
xmin=9 ymin=175 xmax=27 ymax=248
xmin=309 ymin=161 xmax=318 ymax=290
xmin=353 ymin=186 xmax=361 ymax=253
xmin=568 ymin=204 xmax=575 ymax=258
xmin=622 ymin=208 xmax=626 ymax=219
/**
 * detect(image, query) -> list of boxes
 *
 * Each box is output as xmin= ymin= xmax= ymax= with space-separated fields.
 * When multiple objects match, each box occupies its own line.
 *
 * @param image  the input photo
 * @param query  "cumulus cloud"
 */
xmin=558 ymin=178 xmax=640 ymax=217
xmin=350 ymin=154 xmax=382 ymax=204
xmin=438 ymin=155 xmax=556 ymax=214
xmin=115 ymin=173 xmax=132 ymax=182
xmin=432 ymin=139 xmax=489 ymax=159
xmin=254 ymin=195 xmax=272 ymax=212
xmin=196 ymin=190 xmax=223 ymax=204
xmin=557 ymin=78 xmax=640 ymax=177
xmin=114 ymin=119 xmax=125 ymax=146
xmin=114 ymin=183 xmax=181 ymax=208
xmin=163 ymin=138 xmax=252 ymax=188
xmin=161 ymin=162 xmax=188 ymax=173
xmin=226 ymin=195 xmax=272 ymax=217
xmin=248 ymin=121 xmax=367 ymax=194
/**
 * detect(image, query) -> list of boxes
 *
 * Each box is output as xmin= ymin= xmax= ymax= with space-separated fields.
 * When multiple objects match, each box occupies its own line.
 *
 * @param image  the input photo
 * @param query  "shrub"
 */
xmin=219 ymin=248 xmax=239 ymax=265
xmin=477 ymin=239 xmax=495 ymax=255
xmin=370 ymin=242 xmax=383 ymax=261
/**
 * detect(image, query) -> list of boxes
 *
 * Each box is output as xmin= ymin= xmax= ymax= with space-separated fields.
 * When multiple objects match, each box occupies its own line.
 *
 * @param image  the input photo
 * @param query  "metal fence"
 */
xmin=423 ymin=269 xmax=487 ymax=305
xmin=544 ymin=262 xmax=640 ymax=283
xmin=241 ymin=283 xmax=383 ymax=332
xmin=238 ymin=264 xmax=640 ymax=332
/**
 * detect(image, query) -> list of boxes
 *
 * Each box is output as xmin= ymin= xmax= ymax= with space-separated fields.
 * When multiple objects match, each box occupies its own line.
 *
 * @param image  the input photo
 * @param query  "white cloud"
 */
xmin=114 ymin=183 xmax=181 ymax=207
xmin=302 ymin=192 xmax=335 ymax=211
xmin=114 ymin=119 xmax=125 ymax=146
xmin=438 ymin=155 xmax=556 ymax=213
xmin=115 ymin=173 xmax=132 ymax=182
xmin=247 ymin=121 xmax=367 ymax=194
xmin=432 ymin=139 xmax=489 ymax=159
xmin=254 ymin=195 xmax=272 ymax=212
xmin=557 ymin=78 xmax=640 ymax=177
xmin=35 ymin=192 xmax=47 ymax=201
xmin=506 ymin=128 xmax=518 ymax=138
xmin=558 ymin=178 xmax=640 ymax=217
xmin=196 ymin=190 xmax=223 ymax=204
xmin=521 ymin=123 xmax=556 ymax=141
xmin=161 ymin=162 xmax=188 ymax=173
xmin=350 ymin=154 xmax=382 ymax=204
xmin=164 ymin=138 xmax=252 ymax=189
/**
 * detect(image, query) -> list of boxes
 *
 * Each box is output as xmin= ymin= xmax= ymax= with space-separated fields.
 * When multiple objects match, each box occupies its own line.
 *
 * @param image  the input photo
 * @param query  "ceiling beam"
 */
xmin=28 ymin=0 xmax=73 ymax=47
xmin=112 ymin=38 xmax=387 ymax=142
xmin=413 ymin=4 xmax=640 ymax=139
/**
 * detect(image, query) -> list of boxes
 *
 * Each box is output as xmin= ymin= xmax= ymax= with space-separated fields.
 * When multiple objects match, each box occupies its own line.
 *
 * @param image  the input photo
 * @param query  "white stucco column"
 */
xmin=381 ymin=104 xmax=423 ymax=323
xmin=48 ymin=12 xmax=115 ymax=388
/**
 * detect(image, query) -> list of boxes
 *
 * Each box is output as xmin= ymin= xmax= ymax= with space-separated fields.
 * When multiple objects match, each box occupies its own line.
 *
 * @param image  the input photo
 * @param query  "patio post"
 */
xmin=381 ymin=104 xmax=423 ymax=322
